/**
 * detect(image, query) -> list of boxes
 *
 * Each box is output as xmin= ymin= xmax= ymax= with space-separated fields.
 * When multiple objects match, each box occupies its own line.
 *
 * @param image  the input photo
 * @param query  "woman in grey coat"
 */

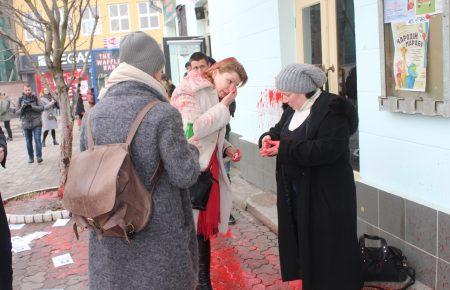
xmin=80 ymin=32 xmax=201 ymax=290
xmin=0 ymin=94 xmax=14 ymax=141
xmin=40 ymin=88 xmax=59 ymax=146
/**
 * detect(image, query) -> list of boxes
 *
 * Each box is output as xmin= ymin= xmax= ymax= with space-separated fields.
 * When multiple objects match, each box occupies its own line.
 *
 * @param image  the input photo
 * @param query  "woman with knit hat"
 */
xmin=171 ymin=57 xmax=248 ymax=290
xmin=259 ymin=64 xmax=362 ymax=289
xmin=80 ymin=31 xmax=201 ymax=290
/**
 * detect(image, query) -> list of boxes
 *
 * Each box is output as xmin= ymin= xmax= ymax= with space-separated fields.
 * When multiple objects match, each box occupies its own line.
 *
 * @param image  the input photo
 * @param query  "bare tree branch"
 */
xmin=1 ymin=0 xmax=100 ymax=193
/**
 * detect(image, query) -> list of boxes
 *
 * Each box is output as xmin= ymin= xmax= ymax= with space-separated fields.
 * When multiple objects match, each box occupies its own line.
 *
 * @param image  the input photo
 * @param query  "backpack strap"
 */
xmin=86 ymin=111 xmax=95 ymax=150
xmin=126 ymin=100 xmax=164 ymax=186
xmin=126 ymin=100 xmax=160 ymax=145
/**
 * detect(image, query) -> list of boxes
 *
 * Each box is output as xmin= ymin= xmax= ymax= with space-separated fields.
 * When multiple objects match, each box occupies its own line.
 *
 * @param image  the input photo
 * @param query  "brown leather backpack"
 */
xmin=63 ymin=100 xmax=163 ymax=242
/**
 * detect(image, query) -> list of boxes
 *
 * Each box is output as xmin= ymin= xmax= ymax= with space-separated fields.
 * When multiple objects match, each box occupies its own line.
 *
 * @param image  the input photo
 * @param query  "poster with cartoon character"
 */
xmin=392 ymin=20 xmax=429 ymax=91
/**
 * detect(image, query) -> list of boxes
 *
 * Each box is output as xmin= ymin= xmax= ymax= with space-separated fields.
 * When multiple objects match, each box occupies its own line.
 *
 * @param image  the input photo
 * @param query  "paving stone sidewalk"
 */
xmin=11 ymin=209 xmax=302 ymax=290
xmin=0 ymin=117 xmax=81 ymax=199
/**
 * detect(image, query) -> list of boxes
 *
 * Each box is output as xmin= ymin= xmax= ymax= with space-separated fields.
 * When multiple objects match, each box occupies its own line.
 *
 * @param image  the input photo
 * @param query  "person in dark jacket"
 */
xmin=17 ymin=84 xmax=44 ymax=164
xmin=75 ymin=92 xmax=85 ymax=127
xmin=0 ymin=126 xmax=12 ymax=290
xmin=259 ymin=64 xmax=361 ymax=290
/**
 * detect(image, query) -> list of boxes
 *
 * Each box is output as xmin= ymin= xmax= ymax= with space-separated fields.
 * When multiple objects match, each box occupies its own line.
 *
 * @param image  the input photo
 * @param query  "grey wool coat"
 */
xmin=80 ymin=81 xmax=201 ymax=290
xmin=40 ymin=95 xmax=58 ymax=131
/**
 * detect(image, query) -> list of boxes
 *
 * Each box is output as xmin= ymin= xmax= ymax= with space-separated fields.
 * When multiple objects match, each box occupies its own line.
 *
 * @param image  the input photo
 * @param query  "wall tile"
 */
xmin=356 ymin=182 xmax=379 ymax=226
xmin=405 ymin=200 xmax=437 ymax=255
xmin=357 ymin=218 xmax=380 ymax=247
xmin=379 ymin=190 xmax=405 ymax=239
xmin=438 ymin=211 xmax=450 ymax=263
xmin=382 ymin=231 xmax=437 ymax=288
xmin=437 ymin=260 xmax=450 ymax=290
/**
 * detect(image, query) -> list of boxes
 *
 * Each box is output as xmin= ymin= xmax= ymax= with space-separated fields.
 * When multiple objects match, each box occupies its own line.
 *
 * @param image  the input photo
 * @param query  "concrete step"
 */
xmin=230 ymin=167 xmax=278 ymax=234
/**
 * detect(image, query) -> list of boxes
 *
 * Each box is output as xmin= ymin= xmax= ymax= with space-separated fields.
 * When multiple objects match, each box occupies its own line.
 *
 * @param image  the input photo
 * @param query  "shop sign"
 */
xmin=103 ymin=37 xmax=121 ymax=49
xmin=36 ymin=51 xmax=91 ymax=68
xmin=92 ymin=49 xmax=120 ymax=75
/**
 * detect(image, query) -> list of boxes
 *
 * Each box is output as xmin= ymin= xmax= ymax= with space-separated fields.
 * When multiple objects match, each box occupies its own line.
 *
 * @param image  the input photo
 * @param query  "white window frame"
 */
xmin=82 ymin=6 xmax=101 ymax=36
xmin=137 ymin=2 xmax=160 ymax=30
xmin=23 ymin=13 xmax=43 ymax=42
xmin=108 ymin=3 xmax=131 ymax=33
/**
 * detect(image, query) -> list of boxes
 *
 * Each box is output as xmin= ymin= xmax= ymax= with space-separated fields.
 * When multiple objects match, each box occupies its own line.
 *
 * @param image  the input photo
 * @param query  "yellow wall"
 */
xmin=13 ymin=0 xmax=164 ymax=55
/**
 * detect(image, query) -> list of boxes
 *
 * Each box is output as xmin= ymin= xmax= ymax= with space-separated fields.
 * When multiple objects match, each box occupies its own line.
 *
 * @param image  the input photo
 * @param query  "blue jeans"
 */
xmin=23 ymin=127 xmax=42 ymax=159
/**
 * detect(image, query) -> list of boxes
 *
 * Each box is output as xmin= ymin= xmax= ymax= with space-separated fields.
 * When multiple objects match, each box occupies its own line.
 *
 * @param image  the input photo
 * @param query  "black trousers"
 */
xmin=0 ymin=194 xmax=12 ymax=290
xmin=3 ymin=121 xmax=12 ymax=139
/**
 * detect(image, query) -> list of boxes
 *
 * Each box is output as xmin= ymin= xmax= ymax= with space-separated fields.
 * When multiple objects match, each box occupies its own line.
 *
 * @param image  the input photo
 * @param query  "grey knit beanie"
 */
xmin=119 ymin=31 xmax=165 ymax=75
xmin=275 ymin=64 xmax=327 ymax=94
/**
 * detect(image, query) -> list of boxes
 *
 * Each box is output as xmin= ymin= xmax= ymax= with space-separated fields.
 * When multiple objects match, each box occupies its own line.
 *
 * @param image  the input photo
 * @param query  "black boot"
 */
xmin=196 ymin=235 xmax=212 ymax=290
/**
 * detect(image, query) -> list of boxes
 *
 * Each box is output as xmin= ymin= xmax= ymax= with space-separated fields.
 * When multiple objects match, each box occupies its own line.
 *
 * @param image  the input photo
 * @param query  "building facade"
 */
xmin=13 ymin=0 xmax=164 ymax=96
xmin=206 ymin=0 xmax=450 ymax=288
xmin=0 ymin=10 xmax=19 ymax=82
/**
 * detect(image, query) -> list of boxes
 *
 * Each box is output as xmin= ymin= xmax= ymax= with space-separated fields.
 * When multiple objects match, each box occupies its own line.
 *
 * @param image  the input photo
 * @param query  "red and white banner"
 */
xmin=103 ymin=37 xmax=121 ymax=49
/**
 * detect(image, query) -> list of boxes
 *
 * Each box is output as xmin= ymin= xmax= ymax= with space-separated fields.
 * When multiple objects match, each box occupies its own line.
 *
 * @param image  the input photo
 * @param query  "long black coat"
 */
xmin=259 ymin=91 xmax=362 ymax=290
xmin=0 ymin=126 xmax=12 ymax=289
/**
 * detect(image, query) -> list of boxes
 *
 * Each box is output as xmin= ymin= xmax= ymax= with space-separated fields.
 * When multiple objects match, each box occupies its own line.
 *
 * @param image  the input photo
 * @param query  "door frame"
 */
xmin=295 ymin=0 xmax=339 ymax=94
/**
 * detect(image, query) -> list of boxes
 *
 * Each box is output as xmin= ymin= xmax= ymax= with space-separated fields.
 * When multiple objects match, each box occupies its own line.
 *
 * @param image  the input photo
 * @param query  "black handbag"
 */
xmin=189 ymin=170 xmax=218 ymax=210
xmin=189 ymin=150 xmax=218 ymax=210
xmin=360 ymin=234 xmax=415 ymax=290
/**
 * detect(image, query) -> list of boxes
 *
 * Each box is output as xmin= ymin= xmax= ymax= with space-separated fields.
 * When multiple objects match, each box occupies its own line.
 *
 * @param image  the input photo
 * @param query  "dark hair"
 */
xmin=207 ymin=56 xmax=216 ymax=66
xmin=306 ymin=90 xmax=317 ymax=99
xmin=189 ymin=52 xmax=209 ymax=63
xmin=185 ymin=61 xmax=190 ymax=69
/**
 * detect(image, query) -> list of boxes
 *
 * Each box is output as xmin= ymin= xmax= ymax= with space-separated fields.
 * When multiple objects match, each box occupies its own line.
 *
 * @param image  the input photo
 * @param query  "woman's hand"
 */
xmin=226 ymin=147 xmax=241 ymax=162
xmin=261 ymin=135 xmax=272 ymax=149
xmin=259 ymin=140 xmax=280 ymax=157
xmin=221 ymin=88 xmax=237 ymax=107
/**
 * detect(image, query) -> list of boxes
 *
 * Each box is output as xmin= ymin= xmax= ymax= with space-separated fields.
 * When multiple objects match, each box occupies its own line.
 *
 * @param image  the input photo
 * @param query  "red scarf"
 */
xmin=197 ymin=149 xmax=220 ymax=240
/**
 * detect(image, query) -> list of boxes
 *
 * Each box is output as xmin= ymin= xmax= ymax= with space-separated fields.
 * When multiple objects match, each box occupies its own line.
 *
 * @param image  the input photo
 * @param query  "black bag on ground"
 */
xmin=360 ymin=234 xmax=415 ymax=290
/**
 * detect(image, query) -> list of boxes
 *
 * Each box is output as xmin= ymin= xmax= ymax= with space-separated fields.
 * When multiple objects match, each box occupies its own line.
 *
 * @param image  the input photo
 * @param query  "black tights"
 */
xmin=43 ymin=129 xmax=56 ymax=142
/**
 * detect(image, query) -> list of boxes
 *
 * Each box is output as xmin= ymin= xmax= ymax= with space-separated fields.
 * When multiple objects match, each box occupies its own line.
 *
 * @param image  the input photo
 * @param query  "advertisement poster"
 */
xmin=391 ymin=20 xmax=429 ymax=91
xmin=35 ymin=69 xmax=89 ymax=97
xmin=415 ymin=0 xmax=435 ymax=15
xmin=384 ymin=0 xmax=408 ymax=23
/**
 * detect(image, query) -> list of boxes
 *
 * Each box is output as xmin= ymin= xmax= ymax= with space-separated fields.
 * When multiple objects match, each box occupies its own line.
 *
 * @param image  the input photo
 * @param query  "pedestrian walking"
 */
xmin=259 ymin=64 xmax=362 ymax=290
xmin=75 ymin=92 xmax=85 ymax=127
xmin=0 ymin=126 xmax=12 ymax=290
xmin=40 ymin=87 xmax=59 ymax=147
xmin=80 ymin=31 xmax=201 ymax=290
xmin=0 ymin=93 xmax=14 ymax=141
xmin=171 ymin=57 xmax=248 ymax=290
xmin=16 ymin=84 xmax=45 ymax=164
xmin=87 ymin=88 xmax=95 ymax=109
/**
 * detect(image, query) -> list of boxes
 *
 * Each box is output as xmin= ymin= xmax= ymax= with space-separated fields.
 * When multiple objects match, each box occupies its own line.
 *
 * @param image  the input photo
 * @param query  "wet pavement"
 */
xmin=11 ymin=210 xmax=302 ymax=290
